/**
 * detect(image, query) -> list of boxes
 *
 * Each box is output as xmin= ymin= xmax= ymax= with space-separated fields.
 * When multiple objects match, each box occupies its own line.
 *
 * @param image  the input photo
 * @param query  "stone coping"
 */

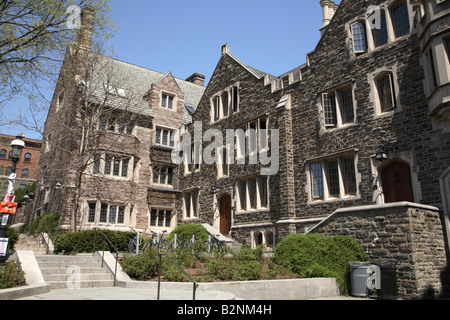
xmin=308 ymin=202 xmax=440 ymax=234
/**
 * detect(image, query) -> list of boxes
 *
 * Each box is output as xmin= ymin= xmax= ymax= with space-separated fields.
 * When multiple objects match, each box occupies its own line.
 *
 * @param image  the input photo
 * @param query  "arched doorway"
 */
xmin=381 ymin=161 xmax=414 ymax=203
xmin=219 ymin=194 xmax=232 ymax=235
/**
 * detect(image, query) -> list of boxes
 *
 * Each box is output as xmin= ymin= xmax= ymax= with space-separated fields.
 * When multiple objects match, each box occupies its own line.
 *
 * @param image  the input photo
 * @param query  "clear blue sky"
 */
xmin=4 ymin=0 xmax=341 ymax=140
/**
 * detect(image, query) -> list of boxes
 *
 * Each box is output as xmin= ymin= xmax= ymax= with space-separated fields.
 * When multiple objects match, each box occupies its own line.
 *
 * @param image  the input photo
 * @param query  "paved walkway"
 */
xmin=17 ymin=287 xmax=371 ymax=301
xmin=18 ymin=287 xmax=236 ymax=300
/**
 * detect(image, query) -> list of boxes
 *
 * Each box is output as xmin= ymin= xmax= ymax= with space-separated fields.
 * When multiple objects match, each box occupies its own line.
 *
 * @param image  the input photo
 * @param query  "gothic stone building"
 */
xmin=34 ymin=6 xmax=205 ymax=232
xmin=179 ymin=0 xmax=450 ymax=298
xmin=35 ymin=0 xmax=450 ymax=298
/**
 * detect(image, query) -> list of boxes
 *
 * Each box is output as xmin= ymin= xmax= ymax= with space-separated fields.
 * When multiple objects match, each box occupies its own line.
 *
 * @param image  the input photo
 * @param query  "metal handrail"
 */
xmin=39 ymin=217 xmax=52 ymax=255
xmin=157 ymin=252 xmax=199 ymax=301
xmin=92 ymin=228 xmax=120 ymax=287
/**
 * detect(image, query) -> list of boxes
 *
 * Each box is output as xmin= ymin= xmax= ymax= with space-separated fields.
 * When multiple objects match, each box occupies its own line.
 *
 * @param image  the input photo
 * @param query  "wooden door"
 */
xmin=220 ymin=194 xmax=232 ymax=235
xmin=381 ymin=161 xmax=414 ymax=203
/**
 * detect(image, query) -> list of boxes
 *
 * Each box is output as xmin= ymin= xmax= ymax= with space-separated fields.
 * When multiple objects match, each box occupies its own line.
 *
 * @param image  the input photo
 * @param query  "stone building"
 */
xmin=34 ymin=0 xmax=449 ymax=298
xmin=34 ymin=6 xmax=205 ymax=232
xmin=178 ymin=0 xmax=449 ymax=298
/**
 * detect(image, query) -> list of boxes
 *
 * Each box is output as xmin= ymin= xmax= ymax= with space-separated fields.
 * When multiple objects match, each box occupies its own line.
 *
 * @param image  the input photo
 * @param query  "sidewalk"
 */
xmin=17 ymin=287 xmax=236 ymax=300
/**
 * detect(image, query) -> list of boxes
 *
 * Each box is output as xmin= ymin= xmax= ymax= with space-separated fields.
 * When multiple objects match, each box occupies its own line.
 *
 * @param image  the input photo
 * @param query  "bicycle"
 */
xmin=128 ymin=231 xmax=143 ymax=254
xmin=203 ymin=234 xmax=227 ymax=254
xmin=143 ymin=230 xmax=169 ymax=252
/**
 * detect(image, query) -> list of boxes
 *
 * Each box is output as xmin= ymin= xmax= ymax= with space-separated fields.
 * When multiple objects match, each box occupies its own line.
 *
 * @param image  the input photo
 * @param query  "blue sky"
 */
xmin=108 ymin=0 xmax=335 ymax=82
xmin=4 ymin=0 xmax=341 ymax=139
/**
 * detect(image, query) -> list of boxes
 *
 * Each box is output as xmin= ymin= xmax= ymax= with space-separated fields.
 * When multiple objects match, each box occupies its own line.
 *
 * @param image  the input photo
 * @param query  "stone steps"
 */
xmin=15 ymin=234 xmax=50 ymax=255
xmin=35 ymin=254 xmax=115 ymax=289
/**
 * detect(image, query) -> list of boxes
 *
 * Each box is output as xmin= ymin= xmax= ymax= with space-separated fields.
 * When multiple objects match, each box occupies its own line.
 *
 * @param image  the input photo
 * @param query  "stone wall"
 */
xmin=310 ymin=202 xmax=450 ymax=299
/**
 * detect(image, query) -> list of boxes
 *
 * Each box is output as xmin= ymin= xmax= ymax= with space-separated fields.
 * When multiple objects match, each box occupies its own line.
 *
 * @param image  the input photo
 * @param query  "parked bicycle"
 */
xmin=203 ymin=234 xmax=226 ymax=254
xmin=127 ymin=231 xmax=143 ymax=254
xmin=143 ymin=230 xmax=169 ymax=252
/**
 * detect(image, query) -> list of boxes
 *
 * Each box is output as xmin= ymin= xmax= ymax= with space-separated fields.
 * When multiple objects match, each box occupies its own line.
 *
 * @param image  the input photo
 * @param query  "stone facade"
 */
xmin=309 ymin=202 xmax=449 ymax=299
xmin=34 ymin=7 xmax=205 ymax=234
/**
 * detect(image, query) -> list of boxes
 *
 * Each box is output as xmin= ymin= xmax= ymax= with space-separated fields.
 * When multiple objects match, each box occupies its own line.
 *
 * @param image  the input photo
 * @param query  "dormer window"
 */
xmin=161 ymin=93 xmax=174 ymax=110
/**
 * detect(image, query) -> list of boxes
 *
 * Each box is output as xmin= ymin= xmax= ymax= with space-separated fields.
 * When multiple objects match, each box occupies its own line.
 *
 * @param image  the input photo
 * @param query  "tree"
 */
xmin=0 ymin=0 xmax=117 ymax=108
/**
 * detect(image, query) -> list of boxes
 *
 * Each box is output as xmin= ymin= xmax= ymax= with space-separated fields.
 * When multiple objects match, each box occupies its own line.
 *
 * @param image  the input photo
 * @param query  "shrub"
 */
xmin=121 ymin=249 xmax=160 ymax=280
xmin=53 ymin=230 xmax=134 ymax=254
xmin=168 ymin=224 xmax=210 ymax=243
xmin=272 ymin=233 xmax=366 ymax=296
xmin=29 ymin=213 xmax=60 ymax=235
xmin=5 ymin=227 xmax=19 ymax=252
xmin=0 ymin=262 xmax=26 ymax=289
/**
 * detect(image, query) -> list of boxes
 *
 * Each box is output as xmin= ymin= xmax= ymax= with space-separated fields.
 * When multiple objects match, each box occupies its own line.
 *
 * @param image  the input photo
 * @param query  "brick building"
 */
xmin=0 ymin=134 xmax=41 ymax=196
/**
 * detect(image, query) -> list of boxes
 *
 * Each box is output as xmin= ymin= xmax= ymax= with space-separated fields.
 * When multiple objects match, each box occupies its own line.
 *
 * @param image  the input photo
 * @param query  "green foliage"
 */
xmin=53 ymin=230 xmax=133 ymax=254
xmin=168 ymin=224 xmax=210 ymax=243
xmin=5 ymin=227 xmax=19 ymax=252
xmin=272 ymin=233 xmax=367 ymax=296
xmin=13 ymin=183 xmax=35 ymax=208
xmin=0 ymin=262 xmax=26 ymax=289
xmin=121 ymin=249 xmax=160 ymax=281
xmin=29 ymin=213 xmax=60 ymax=235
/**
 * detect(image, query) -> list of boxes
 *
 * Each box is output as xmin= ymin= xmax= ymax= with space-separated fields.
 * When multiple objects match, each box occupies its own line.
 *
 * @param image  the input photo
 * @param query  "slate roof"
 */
xmin=88 ymin=55 xmax=206 ymax=119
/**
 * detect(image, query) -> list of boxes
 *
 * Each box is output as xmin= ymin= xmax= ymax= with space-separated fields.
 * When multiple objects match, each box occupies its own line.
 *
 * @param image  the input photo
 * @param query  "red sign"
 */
xmin=0 ymin=202 xmax=17 ymax=215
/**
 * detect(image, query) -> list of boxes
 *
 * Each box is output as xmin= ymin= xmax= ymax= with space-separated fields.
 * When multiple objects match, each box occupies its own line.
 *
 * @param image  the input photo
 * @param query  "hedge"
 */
xmin=272 ymin=233 xmax=367 ymax=296
xmin=53 ymin=230 xmax=134 ymax=254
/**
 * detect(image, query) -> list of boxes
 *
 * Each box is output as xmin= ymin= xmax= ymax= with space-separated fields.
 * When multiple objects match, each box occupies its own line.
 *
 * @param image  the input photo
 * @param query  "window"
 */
xmin=21 ymin=169 xmax=29 ymax=178
xmin=88 ymin=203 xmax=96 ymax=223
xmin=104 ymin=83 xmax=127 ymax=98
xmin=155 ymin=127 xmax=175 ymax=147
xmin=0 ymin=150 xmax=6 ymax=159
xmin=308 ymin=154 xmax=358 ymax=202
xmin=98 ymin=203 xmax=125 ymax=225
xmin=99 ymin=154 xmax=131 ymax=178
xmin=321 ymin=85 xmax=355 ymax=129
xmin=183 ymin=190 xmax=199 ymax=219
xmin=24 ymin=153 xmax=31 ymax=162
xmin=236 ymin=117 xmax=269 ymax=158
xmin=185 ymin=142 xmax=201 ymax=174
xmin=372 ymin=11 xmax=388 ymax=48
xmin=161 ymin=93 xmax=175 ymax=110
xmin=351 ymin=21 xmax=367 ymax=53
xmin=150 ymin=209 xmax=172 ymax=228
xmin=211 ymin=84 xmax=239 ymax=122
xmin=99 ymin=117 xmax=134 ymax=135
xmin=391 ymin=1 xmax=410 ymax=38
xmin=236 ymin=176 xmax=269 ymax=212
xmin=153 ymin=166 xmax=174 ymax=186
xmin=376 ymin=73 xmax=396 ymax=113
xmin=217 ymin=147 xmax=230 ymax=178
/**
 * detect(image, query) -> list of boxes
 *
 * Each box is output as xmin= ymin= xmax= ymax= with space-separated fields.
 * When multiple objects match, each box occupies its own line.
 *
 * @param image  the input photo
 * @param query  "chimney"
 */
xmin=76 ymin=5 xmax=96 ymax=50
xmin=319 ymin=0 xmax=339 ymax=35
xmin=186 ymin=72 xmax=206 ymax=86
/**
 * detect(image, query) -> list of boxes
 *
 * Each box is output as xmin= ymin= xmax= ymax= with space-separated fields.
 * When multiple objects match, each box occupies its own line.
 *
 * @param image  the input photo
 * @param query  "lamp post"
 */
xmin=0 ymin=135 xmax=24 ymax=254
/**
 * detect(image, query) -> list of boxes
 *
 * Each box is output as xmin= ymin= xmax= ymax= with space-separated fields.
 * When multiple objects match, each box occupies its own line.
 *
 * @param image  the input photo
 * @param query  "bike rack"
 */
xmin=157 ymin=252 xmax=199 ymax=301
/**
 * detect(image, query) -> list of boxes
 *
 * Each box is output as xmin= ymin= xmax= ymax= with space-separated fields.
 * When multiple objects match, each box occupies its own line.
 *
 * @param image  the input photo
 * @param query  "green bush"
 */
xmin=53 ymin=230 xmax=134 ymax=254
xmin=168 ymin=224 xmax=210 ymax=243
xmin=121 ymin=249 xmax=160 ymax=280
xmin=5 ymin=227 xmax=19 ymax=252
xmin=29 ymin=213 xmax=60 ymax=235
xmin=272 ymin=233 xmax=366 ymax=296
xmin=0 ymin=262 xmax=26 ymax=289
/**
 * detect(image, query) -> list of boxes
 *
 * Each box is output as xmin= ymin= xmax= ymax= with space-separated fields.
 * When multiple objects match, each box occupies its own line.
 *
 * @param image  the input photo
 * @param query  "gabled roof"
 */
xmin=88 ymin=56 xmax=206 ymax=118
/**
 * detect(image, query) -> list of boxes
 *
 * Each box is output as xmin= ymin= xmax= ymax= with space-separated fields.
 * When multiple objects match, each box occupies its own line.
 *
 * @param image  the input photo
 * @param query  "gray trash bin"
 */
xmin=349 ymin=263 xmax=371 ymax=297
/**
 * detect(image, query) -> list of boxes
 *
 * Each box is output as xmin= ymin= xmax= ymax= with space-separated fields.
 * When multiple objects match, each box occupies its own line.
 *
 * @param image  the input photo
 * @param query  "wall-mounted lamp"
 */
xmin=375 ymin=142 xmax=398 ymax=163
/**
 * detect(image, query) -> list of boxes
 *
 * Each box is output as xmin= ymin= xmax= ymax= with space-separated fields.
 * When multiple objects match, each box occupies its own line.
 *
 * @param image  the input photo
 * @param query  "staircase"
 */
xmin=35 ymin=254 xmax=115 ymax=289
xmin=15 ymin=234 xmax=50 ymax=255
